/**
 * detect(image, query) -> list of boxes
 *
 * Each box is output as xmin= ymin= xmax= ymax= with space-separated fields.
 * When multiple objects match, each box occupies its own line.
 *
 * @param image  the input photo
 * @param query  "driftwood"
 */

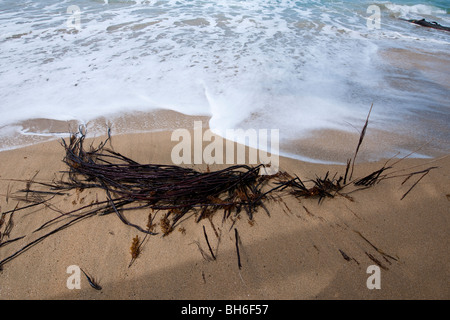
xmin=401 ymin=18 xmax=450 ymax=32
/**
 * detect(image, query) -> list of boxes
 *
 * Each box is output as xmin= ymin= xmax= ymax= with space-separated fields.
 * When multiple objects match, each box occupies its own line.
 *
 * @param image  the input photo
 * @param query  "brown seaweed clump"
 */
xmin=0 ymin=105 xmax=440 ymax=270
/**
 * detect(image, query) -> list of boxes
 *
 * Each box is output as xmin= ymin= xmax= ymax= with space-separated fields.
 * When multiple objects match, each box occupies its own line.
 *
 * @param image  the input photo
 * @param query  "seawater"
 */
xmin=0 ymin=0 xmax=449 ymax=160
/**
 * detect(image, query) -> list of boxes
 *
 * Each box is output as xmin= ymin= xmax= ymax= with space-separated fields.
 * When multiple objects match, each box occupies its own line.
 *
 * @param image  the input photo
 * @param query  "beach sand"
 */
xmin=0 ymin=111 xmax=448 ymax=300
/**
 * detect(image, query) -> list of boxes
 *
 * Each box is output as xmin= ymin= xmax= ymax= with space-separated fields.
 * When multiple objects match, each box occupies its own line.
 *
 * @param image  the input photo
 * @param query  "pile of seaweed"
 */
xmin=0 ymin=106 xmax=439 ymax=270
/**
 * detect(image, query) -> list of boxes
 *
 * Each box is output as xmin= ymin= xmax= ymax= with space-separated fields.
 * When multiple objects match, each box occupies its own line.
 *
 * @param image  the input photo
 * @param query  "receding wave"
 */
xmin=0 ymin=0 xmax=449 ymax=159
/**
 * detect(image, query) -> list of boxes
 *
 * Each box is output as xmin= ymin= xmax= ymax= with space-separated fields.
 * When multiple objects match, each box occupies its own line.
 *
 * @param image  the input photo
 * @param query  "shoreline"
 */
xmin=0 ymin=122 xmax=448 ymax=300
xmin=1 ymin=108 xmax=448 ymax=164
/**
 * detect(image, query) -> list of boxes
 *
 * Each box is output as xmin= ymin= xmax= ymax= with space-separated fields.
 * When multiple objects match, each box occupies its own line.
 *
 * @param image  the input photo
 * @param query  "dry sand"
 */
xmin=0 ymin=112 xmax=449 ymax=300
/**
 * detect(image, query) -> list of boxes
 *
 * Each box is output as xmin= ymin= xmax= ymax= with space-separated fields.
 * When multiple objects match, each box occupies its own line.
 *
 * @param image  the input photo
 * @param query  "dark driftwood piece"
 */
xmin=402 ymin=18 xmax=450 ymax=32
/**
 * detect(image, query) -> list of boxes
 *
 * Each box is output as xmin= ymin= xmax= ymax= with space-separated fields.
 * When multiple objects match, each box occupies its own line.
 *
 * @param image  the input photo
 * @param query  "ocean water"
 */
xmin=0 ymin=0 xmax=449 ymax=161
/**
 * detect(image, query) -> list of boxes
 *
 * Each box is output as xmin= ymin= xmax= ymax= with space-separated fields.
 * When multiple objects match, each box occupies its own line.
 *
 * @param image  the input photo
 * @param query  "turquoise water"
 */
xmin=0 ymin=0 xmax=449 ymax=159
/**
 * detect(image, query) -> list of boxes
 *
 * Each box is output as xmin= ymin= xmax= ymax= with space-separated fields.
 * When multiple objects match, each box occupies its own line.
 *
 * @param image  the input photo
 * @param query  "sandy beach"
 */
xmin=2 ymin=0 xmax=450 ymax=305
xmin=0 ymin=111 xmax=448 ymax=300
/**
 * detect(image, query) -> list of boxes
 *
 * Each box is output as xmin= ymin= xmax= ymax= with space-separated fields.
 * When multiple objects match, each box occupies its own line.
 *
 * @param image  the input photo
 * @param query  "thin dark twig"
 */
xmin=400 ymin=170 xmax=430 ymax=200
xmin=349 ymin=103 xmax=373 ymax=181
xmin=234 ymin=228 xmax=242 ymax=270
xmin=0 ymin=235 xmax=25 ymax=248
xmin=80 ymin=268 xmax=102 ymax=290
xmin=0 ymin=210 xmax=95 ymax=268
xmin=203 ymin=225 xmax=216 ymax=261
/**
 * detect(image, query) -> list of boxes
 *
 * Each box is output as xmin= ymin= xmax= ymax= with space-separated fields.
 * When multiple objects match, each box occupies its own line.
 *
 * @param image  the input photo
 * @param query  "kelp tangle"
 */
xmin=0 ymin=106 xmax=439 ymax=269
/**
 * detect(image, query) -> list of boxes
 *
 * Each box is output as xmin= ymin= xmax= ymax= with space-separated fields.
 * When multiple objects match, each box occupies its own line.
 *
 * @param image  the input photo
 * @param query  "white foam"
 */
xmin=385 ymin=3 xmax=446 ymax=18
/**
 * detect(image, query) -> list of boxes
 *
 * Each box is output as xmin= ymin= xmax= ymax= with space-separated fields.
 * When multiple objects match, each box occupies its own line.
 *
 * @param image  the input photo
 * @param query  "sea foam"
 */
xmin=0 ymin=0 xmax=449 ymax=160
